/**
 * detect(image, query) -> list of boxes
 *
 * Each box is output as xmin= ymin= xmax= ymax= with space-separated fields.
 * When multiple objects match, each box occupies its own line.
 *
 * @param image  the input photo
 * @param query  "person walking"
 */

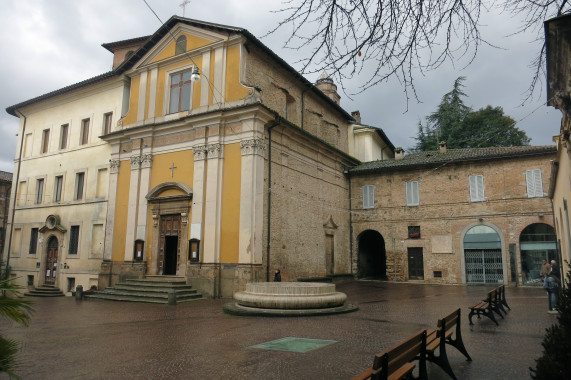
xmin=545 ymin=261 xmax=560 ymax=312
xmin=273 ymin=269 xmax=281 ymax=282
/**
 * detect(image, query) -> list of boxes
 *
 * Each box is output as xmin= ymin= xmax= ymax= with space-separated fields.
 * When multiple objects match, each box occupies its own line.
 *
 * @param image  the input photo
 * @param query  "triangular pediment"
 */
xmin=131 ymin=23 xmax=231 ymax=70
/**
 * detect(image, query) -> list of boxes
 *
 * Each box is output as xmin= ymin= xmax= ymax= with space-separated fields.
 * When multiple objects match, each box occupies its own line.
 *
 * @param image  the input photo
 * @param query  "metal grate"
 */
xmin=465 ymin=249 xmax=503 ymax=284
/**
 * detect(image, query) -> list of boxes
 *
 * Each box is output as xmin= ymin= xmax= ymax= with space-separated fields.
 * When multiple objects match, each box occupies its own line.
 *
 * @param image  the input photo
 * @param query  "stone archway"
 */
xmin=463 ymin=225 xmax=504 ymax=285
xmin=357 ymin=230 xmax=387 ymax=279
xmin=519 ymin=223 xmax=557 ymax=286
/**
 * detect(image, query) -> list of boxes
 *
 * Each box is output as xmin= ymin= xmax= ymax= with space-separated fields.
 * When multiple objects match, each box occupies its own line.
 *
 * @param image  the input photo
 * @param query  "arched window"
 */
xmin=125 ymin=50 xmax=134 ymax=60
xmin=175 ymin=35 xmax=187 ymax=55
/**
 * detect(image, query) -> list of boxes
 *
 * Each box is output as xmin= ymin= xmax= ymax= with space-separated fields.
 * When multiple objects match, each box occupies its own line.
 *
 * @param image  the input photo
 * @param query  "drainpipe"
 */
xmin=300 ymin=88 xmax=310 ymax=130
xmin=266 ymin=117 xmax=280 ymax=281
xmin=4 ymin=110 xmax=27 ymax=276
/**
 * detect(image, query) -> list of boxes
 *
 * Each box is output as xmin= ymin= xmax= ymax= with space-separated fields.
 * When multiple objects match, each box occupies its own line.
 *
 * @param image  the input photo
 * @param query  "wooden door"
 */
xmin=158 ymin=215 xmax=181 ymax=275
xmin=408 ymin=247 xmax=424 ymax=280
xmin=44 ymin=237 xmax=58 ymax=285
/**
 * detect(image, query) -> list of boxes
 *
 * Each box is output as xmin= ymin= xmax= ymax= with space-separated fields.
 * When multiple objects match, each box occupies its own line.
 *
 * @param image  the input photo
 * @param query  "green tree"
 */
xmin=413 ymin=77 xmax=530 ymax=151
xmin=530 ymin=265 xmax=571 ymax=379
xmin=0 ymin=269 xmax=33 ymax=379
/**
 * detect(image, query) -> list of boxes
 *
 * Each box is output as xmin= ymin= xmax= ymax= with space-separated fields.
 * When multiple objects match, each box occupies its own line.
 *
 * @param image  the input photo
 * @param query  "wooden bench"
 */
xmin=468 ymin=289 xmax=500 ymax=326
xmin=498 ymin=285 xmax=510 ymax=312
xmin=352 ymin=330 xmax=428 ymax=380
xmin=426 ymin=309 xmax=472 ymax=380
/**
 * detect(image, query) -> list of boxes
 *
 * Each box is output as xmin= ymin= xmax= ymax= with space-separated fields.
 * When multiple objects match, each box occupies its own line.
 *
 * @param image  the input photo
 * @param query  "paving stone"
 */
xmin=0 ymin=281 xmax=557 ymax=379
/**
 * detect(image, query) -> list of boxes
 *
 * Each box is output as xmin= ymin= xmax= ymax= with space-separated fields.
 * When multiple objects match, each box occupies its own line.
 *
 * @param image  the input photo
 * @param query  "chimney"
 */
xmin=315 ymin=71 xmax=341 ymax=105
xmin=439 ymin=141 xmax=447 ymax=154
xmin=351 ymin=110 xmax=362 ymax=124
xmin=395 ymin=147 xmax=405 ymax=160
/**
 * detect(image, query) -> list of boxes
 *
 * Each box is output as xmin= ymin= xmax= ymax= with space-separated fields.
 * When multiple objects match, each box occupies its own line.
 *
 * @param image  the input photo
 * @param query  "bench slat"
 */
xmin=387 ymin=362 xmax=415 ymax=380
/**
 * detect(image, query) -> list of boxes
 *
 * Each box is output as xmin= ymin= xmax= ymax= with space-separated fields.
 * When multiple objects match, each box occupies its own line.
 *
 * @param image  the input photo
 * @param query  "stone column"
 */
xmin=202 ymin=143 xmax=223 ymax=264
xmin=103 ymin=158 xmax=120 ymax=261
xmin=239 ymin=138 xmax=266 ymax=265
xmin=124 ymin=155 xmax=141 ymax=261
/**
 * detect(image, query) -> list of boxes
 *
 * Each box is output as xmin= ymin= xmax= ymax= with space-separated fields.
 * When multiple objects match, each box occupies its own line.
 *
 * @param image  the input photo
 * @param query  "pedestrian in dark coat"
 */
xmin=274 ymin=269 xmax=281 ymax=282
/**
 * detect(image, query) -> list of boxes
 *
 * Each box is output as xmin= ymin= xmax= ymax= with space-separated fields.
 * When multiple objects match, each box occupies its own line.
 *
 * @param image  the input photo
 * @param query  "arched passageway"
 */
xmin=520 ymin=223 xmax=557 ymax=286
xmin=464 ymin=225 xmax=503 ymax=284
xmin=357 ymin=230 xmax=386 ymax=279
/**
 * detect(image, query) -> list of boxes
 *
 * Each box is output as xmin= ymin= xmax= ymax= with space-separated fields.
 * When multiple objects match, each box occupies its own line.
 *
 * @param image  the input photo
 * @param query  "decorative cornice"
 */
xmin=109 ymin=159 xmax=120 ymax=173
xmin=240 ymin=138 xmax=266 ymax=156
xmin=193 ymin=145 xmax=207 ymax=161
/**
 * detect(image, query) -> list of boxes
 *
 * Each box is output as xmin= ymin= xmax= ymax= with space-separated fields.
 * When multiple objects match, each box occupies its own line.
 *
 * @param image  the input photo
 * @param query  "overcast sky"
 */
xmin=0 ymin=0 xmax=562 ymax=173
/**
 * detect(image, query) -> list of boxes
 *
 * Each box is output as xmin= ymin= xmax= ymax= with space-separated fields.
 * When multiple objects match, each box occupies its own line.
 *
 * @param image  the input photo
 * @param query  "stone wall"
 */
xmin=351 ymin=153 xmax=556 ymax=285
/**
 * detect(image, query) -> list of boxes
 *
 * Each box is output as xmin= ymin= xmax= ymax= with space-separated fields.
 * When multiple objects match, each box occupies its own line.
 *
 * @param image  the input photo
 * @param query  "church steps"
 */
xmin=83 ymin=277 xmax=203 ymax=304
xmin=24 ymin=286 xmax=65 ymax=297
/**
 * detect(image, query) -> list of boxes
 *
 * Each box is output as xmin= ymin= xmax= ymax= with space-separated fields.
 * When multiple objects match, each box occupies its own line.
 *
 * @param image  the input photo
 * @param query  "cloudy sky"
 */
xmin=0 ymin=0 xmax=562 ymax=173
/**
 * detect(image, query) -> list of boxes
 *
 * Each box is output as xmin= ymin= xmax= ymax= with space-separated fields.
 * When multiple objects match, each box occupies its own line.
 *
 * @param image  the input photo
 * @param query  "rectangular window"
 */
xmin=29 ymin=228 xmax=38 ymax=254
xmin=406 ymin=181 xmax=419 ymax=206
xmin=408 ymin=226 xmax=421 ymax=239
xmin=80 ymin=118 xmax=90 ymax=145
xmin=362 ymin=185 xmax=375 ymax=209
xmin=103 ymin=112 xmax=113 ymax=135
xmin=60 ymin=124 xmax=69 ymax=149
xmin=526 ymin=169 xmax=543 ymax=198
xmin=36 ymin=179 xmax=44 ymax=204
xmin=469 ymin=175 xmax=485 ymax=202
xmin=54 ymin=175 xmax=63 ymax=202
xmin=69 ymin=225 xmax=80 ymax=255
xmin=75 ymin=172 xmax=85 ymax=200
xmin=41 ymin=129 xmax=50 ymax=153
xmin=169 ymin=70 xmax=192 ymax=113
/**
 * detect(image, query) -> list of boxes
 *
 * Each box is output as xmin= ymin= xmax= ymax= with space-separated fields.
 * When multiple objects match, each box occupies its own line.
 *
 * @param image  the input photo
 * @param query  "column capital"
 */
xmin=141 ymin=154 xmax=153 ymax=169
xmin=109 ymin=159 xmax=120 ymax=173
xmin=130 ymin=156 xmax=142 ymax=170
xmin=207 ymin=143 xmax=223 ymax=159
xmin=193 ymin=145 xmax=208 ymax=161
xmin=240 ymin=138 xmax=266 ymax=156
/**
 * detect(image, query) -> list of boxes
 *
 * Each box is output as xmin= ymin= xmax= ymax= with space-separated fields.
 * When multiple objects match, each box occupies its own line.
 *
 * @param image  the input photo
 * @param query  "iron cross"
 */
xmin=179 ymin=0 xmax=191 ymax=17
xmin=169 ymin=162 xmax=177 ymax=177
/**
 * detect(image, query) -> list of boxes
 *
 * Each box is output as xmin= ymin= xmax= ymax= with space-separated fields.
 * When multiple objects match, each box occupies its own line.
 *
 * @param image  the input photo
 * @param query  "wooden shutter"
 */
xmin=526 ymin=169 xmax=543 ymax=198
xmin=469 ymin=175 xmax=484 ymax=201
xmin=362 ymin=185 xmax=375 ymax=209
xmin=406 ymin=181 xmax=419 ymax=206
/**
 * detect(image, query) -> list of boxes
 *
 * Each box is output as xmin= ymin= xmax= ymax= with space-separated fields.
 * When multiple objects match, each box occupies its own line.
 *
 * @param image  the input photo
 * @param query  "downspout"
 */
xmin=345 ymin=168 xmax=353 ymax=275
xmin=4 ymin=110 xmax=27 ymax=276
xmin=266 ymin=117 xmax=280 ymax=281
xmin=300 ymin=88 xmax=310 ymax=130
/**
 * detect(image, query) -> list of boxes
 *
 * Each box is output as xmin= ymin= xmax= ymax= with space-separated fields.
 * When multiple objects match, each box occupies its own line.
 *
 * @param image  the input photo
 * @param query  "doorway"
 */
xmin=407 ymin=247 xmax=424 ymax=280
xmin=44 ymin=236 xmax=58 ymax=285
xmin=158 ymin=214 xmax=181 ymax=275
xmin=357 ymin=230 xmax=386 ymax=279
xmin=464 ymin=225 xmax=503 ymax=284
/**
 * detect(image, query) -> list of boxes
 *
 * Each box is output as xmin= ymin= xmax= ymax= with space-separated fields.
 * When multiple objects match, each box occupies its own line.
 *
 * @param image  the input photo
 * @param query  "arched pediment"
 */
xmin=146 ymin=182 xmax=193 ymax=202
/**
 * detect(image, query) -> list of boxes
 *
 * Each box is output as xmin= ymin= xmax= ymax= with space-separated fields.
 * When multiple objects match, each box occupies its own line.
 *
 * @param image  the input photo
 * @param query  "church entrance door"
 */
xmin=44 ymin=236 xmax=58 ymax=285
xmin=159 ymin=214 xmax=181 ymax=275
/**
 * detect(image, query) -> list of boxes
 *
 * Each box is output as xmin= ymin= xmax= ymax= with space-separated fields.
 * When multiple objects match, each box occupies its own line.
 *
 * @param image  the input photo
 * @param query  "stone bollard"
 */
xmin=75 ymin=285 xmax=83 ymax=300
xmin=168 ymin=288 xmax=177 ymax=305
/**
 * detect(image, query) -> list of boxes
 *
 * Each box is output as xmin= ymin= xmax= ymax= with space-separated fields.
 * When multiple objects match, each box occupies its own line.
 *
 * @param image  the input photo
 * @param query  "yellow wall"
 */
xmin=150 ymin=33 xmax=214 ymax=64
xmin=225 ymin=45 xmax=248 ymax=102
xmin=112 ymin=160 xmax=131 ymax=261
xmin=146 ymin=150 xmax=195 ymax=254
xmin=220 ymin=143 xmax=241 ymax=263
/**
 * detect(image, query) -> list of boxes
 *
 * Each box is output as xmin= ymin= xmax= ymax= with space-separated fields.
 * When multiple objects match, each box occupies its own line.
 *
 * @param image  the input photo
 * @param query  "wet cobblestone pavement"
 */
xmin=0 ymin=281 xmax=557 ymax=379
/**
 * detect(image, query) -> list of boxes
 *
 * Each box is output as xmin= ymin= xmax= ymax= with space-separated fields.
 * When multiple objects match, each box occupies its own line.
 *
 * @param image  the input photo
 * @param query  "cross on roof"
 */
xmin=180 ymin=0 xmax=191 ymax=17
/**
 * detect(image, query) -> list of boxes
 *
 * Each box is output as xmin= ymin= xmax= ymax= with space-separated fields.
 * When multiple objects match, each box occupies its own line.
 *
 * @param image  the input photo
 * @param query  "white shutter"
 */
xmin=362 ymin=185 xmax=375 ymax=209
xmin=469 ymin=175 xmax=484 ymax=201
xmin=526 ymin=169 xmax=543 ymax=197
xmin=406 ymin=181 xmax=419 ymax=206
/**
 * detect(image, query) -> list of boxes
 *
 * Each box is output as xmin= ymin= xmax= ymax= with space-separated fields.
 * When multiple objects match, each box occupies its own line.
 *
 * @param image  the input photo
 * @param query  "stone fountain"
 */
xmin=223 ymin=282 xmax=358 ymax=316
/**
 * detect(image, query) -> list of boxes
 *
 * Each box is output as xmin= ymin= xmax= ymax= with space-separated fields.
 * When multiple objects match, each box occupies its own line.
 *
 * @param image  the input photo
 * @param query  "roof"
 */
xmin=350 ymin=145 xmax=557 ymax=175
xmin=7 ymin=16 xmax=355 ymax=122
xmin=101 ymin=35 xmax=151 ymax=52
xmin=0 ymin=170 xmax=13 ymax=182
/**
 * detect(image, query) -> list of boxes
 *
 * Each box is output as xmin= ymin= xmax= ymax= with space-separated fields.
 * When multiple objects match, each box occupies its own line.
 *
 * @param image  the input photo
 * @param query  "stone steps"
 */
xmin=84 ymin=277 xmax=203 ymax=304
xmin=25 ymin=285 xmax=65 ymax=297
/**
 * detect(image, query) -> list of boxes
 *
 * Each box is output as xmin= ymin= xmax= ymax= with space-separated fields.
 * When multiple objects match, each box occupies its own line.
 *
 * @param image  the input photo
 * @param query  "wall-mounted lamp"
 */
xmin=539 ymin=214 xmax=544 ymax=218
xmin=191 ymin=66 xmax=201 ymax=82
xmin=478 ymin=217 xmax=484 ymax=222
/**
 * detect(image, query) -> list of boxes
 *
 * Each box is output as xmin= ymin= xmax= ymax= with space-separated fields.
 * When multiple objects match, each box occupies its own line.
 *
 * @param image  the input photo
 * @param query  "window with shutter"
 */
xmin=469 ymin=175 xmax=485 ymax=202
xmin=362 ymin=185 xmax=375 ymax=209
xmin=406 ymin=181 xmax=419 ymax=206
xmin=526 ymin=169 xmax=543 ymax=198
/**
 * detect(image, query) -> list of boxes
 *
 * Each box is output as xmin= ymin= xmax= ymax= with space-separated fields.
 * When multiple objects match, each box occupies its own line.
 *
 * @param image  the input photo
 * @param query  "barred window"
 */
xmin=69 ymin=225 xmax=80 ymax=255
